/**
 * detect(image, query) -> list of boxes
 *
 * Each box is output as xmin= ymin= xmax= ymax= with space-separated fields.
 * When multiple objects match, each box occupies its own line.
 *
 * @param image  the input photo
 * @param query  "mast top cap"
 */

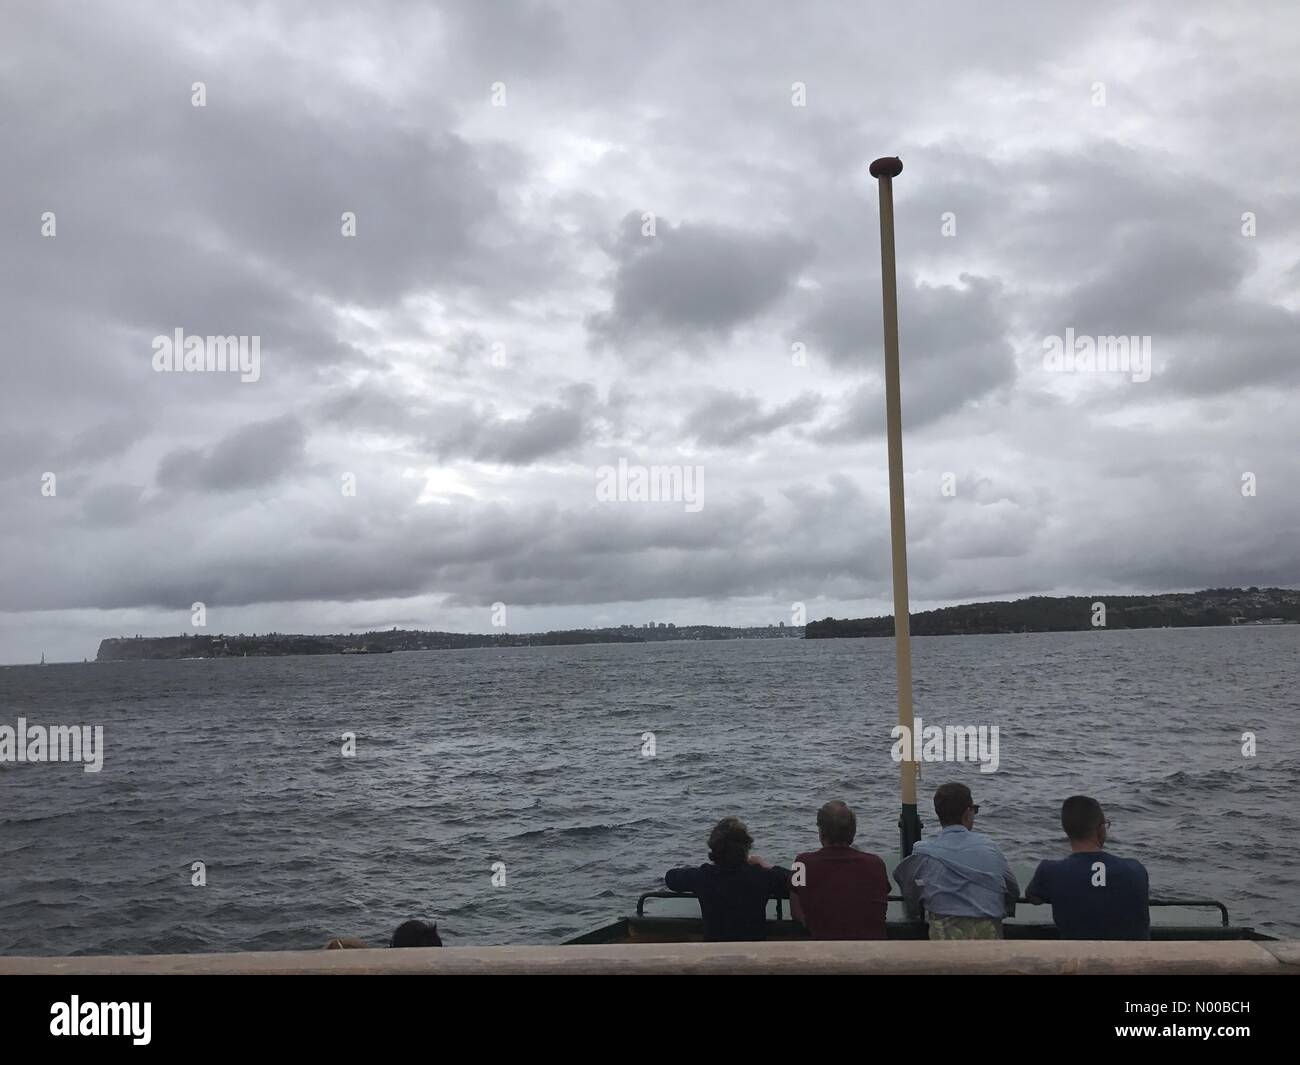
xmin=869 ymin=156 xmax=903 ymax=178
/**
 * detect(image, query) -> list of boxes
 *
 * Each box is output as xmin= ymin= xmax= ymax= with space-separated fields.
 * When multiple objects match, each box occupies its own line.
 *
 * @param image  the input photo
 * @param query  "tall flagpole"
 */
xmin=869 ymin=156 xmax=922 ymax=859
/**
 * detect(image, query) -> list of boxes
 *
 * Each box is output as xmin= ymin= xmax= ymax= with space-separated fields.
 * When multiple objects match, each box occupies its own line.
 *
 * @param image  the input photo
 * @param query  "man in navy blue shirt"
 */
xmin=666 ymin=816 xmax=791 ymax=941
xmin=1026 ymin=795 xmax=1150 ymax=940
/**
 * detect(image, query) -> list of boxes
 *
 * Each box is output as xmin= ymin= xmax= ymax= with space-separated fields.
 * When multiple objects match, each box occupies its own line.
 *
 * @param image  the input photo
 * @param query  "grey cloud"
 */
xmin=319 ymin=379 xmax=417 ymax=431
xmin=1 ymin=476 xmax=885 ymax=614
xmin=897 ymin=145 xmax=1300 ymax=400
xmin=3 ymin=0 xmax=1300 ymax=662
xmin=156 ymin=416 xmax=308 ymax=493
xmin=809 ymin=275 xmax=1015 ymax=437
xmin=1046 ymin=220 xmax=1300 ymax=395
xmin=442 ymin=0 xmax=570 ymax=77
xmin=322 ymin=381 xmax=598 ymax=466
xmin=683 ymin=390 xmax=823 ymax=447
xmin=57 ymin=418 xmax=149 ymax=466
xmin=0 ymin=0 xmax=566 ymax=455
xmin=588 ymin=212 xmax=815 ymax=344
xmin=439 ymin=386 xmax=595 ymax=465
xmin=78 ymin=483 xmax=150 ymax=528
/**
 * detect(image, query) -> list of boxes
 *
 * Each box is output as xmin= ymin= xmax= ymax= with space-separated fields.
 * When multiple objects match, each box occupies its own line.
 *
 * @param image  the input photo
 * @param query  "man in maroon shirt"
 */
xmin=790 ymin=800 xmax=891 ymax=940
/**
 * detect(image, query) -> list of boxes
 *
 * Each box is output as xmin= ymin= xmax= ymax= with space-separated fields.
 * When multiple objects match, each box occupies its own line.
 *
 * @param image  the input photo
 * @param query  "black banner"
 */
xmin=3 ymin=973 xmax=1287 ymax=1051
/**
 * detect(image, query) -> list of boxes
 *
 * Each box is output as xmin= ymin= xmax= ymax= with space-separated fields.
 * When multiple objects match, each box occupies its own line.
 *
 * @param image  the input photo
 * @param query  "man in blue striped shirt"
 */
xmin=893 ymin=782 xmax=1019 ymax=939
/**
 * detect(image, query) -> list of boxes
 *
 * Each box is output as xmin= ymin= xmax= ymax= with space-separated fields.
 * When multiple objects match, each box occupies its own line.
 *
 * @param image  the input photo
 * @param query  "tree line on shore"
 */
xmin=805 ymin=587 xmax=1300 ymax=639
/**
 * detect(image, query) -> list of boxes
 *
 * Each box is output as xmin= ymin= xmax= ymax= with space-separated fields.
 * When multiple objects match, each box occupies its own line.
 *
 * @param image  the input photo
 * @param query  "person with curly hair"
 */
xmin=664 ymin=816 xmax=791 ymax=941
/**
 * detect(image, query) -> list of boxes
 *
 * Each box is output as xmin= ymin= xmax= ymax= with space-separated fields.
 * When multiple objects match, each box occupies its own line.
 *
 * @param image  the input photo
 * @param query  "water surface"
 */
xmin=2 ymin=627 xmax=1297 ymax=954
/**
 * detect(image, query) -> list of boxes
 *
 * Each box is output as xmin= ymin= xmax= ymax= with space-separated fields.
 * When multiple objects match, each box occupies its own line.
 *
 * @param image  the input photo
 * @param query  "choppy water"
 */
xmin=1 ymin=627 xmax=1297 ymax=955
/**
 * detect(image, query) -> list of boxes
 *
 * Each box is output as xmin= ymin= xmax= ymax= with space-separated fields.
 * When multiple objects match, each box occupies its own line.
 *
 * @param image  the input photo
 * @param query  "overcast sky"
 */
xmin=3 ymin=0 xmax=1298 ymax=664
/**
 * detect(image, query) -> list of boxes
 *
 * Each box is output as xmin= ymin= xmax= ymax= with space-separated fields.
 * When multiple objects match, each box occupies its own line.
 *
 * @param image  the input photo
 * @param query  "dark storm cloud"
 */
xmin=588 ymin=212 xmax=815 ymax=344
xmin=156 ymin=416 xmax=308 ymax=493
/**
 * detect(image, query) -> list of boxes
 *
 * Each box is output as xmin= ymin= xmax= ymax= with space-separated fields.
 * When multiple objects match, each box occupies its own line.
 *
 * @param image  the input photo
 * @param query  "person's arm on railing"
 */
xmin=665 ymin=866 xmax=701 ymax=894
xmin=894 ymin=853 xmax=925 ymax=919
xmin=1137 ymin=863 xmax=1152 ymax=940
xmin=1002 ymin=861 xmax=1020 ymax=918
xmin=1024 ymin=861 xmax=1048 ymax=905
xmin=750 ymin=854 xmax=792 ymax=899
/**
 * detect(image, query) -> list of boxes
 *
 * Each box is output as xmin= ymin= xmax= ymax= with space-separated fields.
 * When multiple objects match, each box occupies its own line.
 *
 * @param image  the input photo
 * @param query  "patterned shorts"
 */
xmin=927 ymin=915 xmax=1003 ymax=940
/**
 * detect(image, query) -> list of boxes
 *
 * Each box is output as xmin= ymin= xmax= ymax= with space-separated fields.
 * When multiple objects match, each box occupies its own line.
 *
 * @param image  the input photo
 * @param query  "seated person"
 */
xmin=665 ymin=816 xmax=791 ymax=941
xmin=389 ymin=919 xmax=443 ymax=947
xmin=1026 ymin=795 xmax=1150 ymax=940
xmin=893 ymin=782 xmax=1019 ymax=939
xmin=790 ymin=800 xmax=889 ymax=939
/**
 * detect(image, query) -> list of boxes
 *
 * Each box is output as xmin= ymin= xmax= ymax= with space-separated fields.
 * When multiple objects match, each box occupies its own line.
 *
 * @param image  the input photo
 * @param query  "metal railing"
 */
xmin=1148 ymin=898 xmax=1230 ymax=927
xmin=636 ymin=891 xmax=1229 ymax=926
xmin=638 ymin=891 xmax=783 ymax=919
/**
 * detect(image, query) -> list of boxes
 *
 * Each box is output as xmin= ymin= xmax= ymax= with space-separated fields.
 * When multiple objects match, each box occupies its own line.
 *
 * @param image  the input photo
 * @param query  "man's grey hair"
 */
xmin=817 ymin=800 xmax=856 ymax=846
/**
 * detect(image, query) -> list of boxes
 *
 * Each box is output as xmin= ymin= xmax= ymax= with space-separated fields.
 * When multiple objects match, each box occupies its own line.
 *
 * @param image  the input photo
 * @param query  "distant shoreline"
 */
xmin=4 ymin=619 xmax=1296 ymax=667
xmin=75 ymin=586 xmax=1300 ymax=662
